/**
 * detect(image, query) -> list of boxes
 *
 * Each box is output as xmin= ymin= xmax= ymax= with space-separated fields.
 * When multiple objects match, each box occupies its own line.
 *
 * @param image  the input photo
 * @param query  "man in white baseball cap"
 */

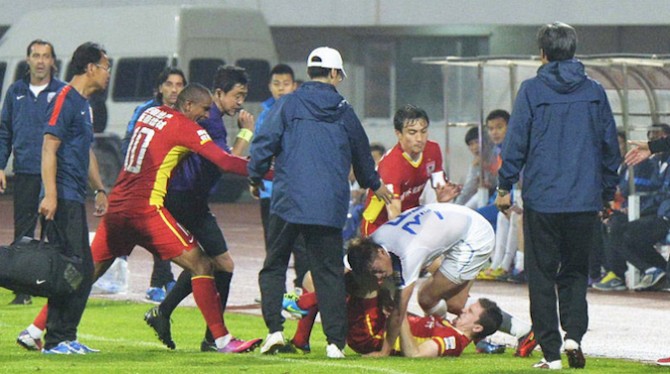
xmin=307 ymin=46 xmax=347 ymax=78
xmin=249 ymin=45 xmax=391 ymax=358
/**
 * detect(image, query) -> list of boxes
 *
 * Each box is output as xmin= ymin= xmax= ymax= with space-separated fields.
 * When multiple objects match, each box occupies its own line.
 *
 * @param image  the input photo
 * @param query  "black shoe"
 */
xmin=564 ymin=339 xmax=586 ymax=369
xmin=200 ymin=339 xmax=217 ymax=352
xmin=144 ymin=306 xmax=175 ymax=349
xmin=9 ymin=294 xmax=32 ymax=305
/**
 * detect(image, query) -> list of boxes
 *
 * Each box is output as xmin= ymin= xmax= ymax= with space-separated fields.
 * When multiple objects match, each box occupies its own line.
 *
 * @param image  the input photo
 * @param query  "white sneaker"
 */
xmin=532 ymin=358 xmax=562 ymax=370
xmin=260 ymin=331 xmax=286 ymax=354
xmin=326 ymin=343 xmax=345 ymax=358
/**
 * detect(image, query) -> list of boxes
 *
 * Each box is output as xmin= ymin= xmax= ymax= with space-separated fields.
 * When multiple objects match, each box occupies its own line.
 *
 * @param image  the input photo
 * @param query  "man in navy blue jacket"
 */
xmin=494 ymin=23 xmax=620 ymax=370
xmin=0 ymin=39 xmax=65 ymax=305
xmin=248 ymin=46 xmax=392 ymax=358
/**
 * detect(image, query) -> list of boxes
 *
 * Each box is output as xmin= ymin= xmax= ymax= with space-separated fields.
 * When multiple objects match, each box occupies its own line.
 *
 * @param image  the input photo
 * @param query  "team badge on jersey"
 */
xmin=426 ymin=161 xmax=436 ymax=175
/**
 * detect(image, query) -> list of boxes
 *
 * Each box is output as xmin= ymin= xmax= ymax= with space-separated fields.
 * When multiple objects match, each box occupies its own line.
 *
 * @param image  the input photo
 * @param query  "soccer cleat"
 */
xmin=326 ymin=343 xmax=345 ymax=358
xmin=260 ymin=331 xmax=286 ymax=354
xmin=633 ymin=267 xmax=666 ymax=291
xmin=656 ymin=356 xmax=670 ymax=366
xmin=9 ymin=293 xmax=32 ymax=305
xmin=532 ymin=358 xmax=562 ymax=370
xmin=42 ymin=341 xmax=73 ymax=355
xmin=144 ymin=306 xmax=175 ymax=349
xmin=282 ymin=292 xmax=308 ymax=319
xmin=67 ymin=341 xmax=100 ymax=354
xmin=200 ymin=339 xmax=217 ymax=352
xmin=515 ymin=330 xmax=539 ymax=357
xmin=290 ymin=339 xmax=311 ymax=354
xmin=218 ymin=337 xmax=262 ymax=353
xmin=475 ymin=339 xmax=505 ymax=354
xmin=592 ymin=271 xmax=626 ymax=291
xmin=564 ymin=339 xmax=585 ymax=368
xmin=17 ymin=329 xmax=42 ymax=351
xmin=146 ymin=287 xmax=166 ymax=303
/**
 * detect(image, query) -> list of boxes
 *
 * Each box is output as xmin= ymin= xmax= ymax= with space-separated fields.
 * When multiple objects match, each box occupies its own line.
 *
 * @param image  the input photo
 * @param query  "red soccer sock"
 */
xmin=292 ymin=305 xmax=318 ymax=347
xmin=192 ymin=276 xmax=228 ymax=339
xmin=34 ymin=305 xmax=48 ymax=330
xmin=297 ymin=291 xmax=318 ymax=310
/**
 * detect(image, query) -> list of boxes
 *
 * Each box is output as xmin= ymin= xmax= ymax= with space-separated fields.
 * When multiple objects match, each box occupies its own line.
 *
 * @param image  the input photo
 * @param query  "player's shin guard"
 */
xmin=292 ymin=304 xmax=318 ymax=348
xmin=192 ymin=276 xmax=228 ymax=339
xmin=204 ymin=271 xmax=233 ymax=343
xmin=33 ymin=305 xmax=48 ymax=331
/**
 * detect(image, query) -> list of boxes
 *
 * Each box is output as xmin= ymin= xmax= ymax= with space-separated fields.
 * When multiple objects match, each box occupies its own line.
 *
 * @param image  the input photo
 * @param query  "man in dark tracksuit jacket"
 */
xmin=0 ymin=39 xmax=65 ymax=305
xmin=248 ymin=47 xmax=391 ymax=358
xmin=495 ymin=23 xmax=620 ymax=370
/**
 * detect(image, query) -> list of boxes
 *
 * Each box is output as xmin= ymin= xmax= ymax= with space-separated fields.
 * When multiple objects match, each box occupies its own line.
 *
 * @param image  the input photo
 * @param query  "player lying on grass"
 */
xmin=283 ymin=203 xmax=537 ymax=356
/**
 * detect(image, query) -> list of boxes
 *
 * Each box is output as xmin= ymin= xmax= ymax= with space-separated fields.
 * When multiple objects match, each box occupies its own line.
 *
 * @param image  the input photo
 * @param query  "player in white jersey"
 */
xmin=346 ymin=203 xmax=494 ymax=357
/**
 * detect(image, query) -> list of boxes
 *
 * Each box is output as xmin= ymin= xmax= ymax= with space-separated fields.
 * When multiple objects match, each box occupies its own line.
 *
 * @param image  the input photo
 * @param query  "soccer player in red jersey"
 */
xmin=21 ymin=84 xmax=264 ymax=354
xmin=360 ymin=105 xmax=460 ymax=236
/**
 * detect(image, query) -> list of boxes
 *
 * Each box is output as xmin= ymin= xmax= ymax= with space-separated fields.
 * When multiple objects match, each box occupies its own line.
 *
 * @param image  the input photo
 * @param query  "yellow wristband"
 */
xmin=237 ymin=128 xmax=253 ymax=142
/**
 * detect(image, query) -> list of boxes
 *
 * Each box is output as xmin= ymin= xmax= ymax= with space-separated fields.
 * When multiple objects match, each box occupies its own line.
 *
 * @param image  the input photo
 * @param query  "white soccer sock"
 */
xmin=215 ymin=334 xmax=232 ymax=349
xmin=514 ymin=252 xmax=524 ymax=272
xmin=501 ymin=311 xmax=532 ymax=339
xmin=424 ymin=299 xmax=447 ymax=317
xmin=27 ymin=324 xmax=43 ymax=339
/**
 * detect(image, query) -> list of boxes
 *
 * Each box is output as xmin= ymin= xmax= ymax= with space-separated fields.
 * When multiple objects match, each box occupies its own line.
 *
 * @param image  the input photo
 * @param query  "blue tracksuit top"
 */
xmin=168 ymin=104 xmax=230 ymax=197
xmin=248 ymin=81 xmax=381 ymax=228
xmin=255 ymin=96 xmax=275 ymax=199
xmin=498 ymin=59 xmax=621 ymax=213
xmin=0 ymin=76 xmax=66 ymax=173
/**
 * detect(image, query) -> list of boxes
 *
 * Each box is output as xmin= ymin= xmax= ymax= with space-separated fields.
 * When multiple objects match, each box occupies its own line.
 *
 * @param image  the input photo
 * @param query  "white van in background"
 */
xmin=0 ymin=5 xmax=277 ymax=199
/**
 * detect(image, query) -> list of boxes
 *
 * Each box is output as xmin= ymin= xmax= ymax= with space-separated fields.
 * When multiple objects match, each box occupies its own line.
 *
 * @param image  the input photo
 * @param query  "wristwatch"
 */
xmin=496 ymin=187 xmax=510 ymax=197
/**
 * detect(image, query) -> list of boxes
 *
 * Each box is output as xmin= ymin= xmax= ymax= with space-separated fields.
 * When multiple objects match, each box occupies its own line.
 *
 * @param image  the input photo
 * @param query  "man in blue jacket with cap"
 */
xmin=494 ymin=23 xmax=620 ymax=370
xmin=248 ymin=46 xmax=392 ymax=358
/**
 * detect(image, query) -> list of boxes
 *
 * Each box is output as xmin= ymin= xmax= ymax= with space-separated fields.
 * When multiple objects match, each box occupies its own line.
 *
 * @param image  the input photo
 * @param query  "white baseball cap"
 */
xmin=307 ymin=46 xmax=347 ymax=78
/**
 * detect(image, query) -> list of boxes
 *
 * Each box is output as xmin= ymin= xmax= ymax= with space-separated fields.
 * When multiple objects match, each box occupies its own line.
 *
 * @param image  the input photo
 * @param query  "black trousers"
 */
xmin=259 ymin=214 xmax=346 ymax=348
xmin=613 ymin=215 xmax=668 ymax=273
xmin=524 ymin=208 xmax=597 ymax=362
xmin=44 ymin=199 xmax=94 ymax=349
xmin=13 ymin=173 xmax=42 ymax=240
xmin=260 ymin=198 xmax=308 ymax=288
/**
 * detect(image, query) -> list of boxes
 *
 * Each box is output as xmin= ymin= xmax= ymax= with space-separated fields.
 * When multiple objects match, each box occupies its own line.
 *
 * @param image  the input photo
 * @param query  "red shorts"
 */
xmin=346 ymin=296 xmax=387 ymax=354
xmin=92 ymin=207 xmax=197 ymax=262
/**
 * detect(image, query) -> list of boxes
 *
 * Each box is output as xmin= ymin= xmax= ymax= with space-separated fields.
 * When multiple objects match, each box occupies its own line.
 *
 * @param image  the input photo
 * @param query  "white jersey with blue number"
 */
xmin=371 ymin=203 xmax=494 ymax=288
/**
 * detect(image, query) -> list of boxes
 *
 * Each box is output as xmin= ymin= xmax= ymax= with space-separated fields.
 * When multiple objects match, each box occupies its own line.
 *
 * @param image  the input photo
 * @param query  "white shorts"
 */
xmin=438 ymin=222 xmax=494 ymax=284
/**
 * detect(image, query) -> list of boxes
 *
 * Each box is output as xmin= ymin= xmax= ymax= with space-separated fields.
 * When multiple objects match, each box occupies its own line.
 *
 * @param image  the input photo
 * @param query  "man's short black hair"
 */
xmin=176 ymin=83 xmax=212 ymax=110
xmin=307 ymin=57 xmax=343 ymax=80
xmin=393 ymin=104 xmax=430 ymax=132
xmin=212 ymin=65 xmax=248 ymax=93
xmin=69 ymin=42 xmax=106 ymax=76
xmin=486 ymin=109 xmax=510 ymax=124
xmin=346 ymin=237 xmax=381 ymax=276
xmin=473 ymin=298 xmax=503 ymax=340
xmin=537 ymin=22 xmax=577 ymax=62
xmin=465 ymin=127 xmax=479 ymax=145
xmin=270 ymin=64 xmax=295 ymax=80
xmin=155 ymin=67 xmax=187 ymax=103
